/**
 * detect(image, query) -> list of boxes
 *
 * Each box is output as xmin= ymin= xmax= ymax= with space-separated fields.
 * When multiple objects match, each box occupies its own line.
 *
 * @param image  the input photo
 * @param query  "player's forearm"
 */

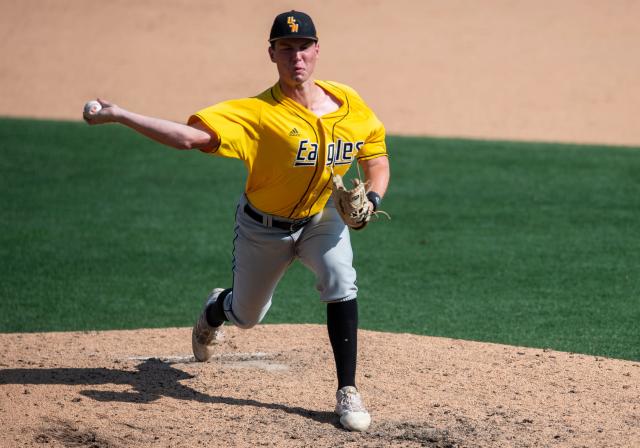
xmin=360 ymin=156 xmax=390 ymax=197
xmin=115 ymin=109 xmax=211 ymax=150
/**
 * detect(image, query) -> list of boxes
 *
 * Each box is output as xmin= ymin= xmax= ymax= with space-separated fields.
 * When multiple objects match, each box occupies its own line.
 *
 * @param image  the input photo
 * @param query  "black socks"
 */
xmin=205 ymin=291 xmax=358 ymax=390
xmin=205 ymin=288 xmax=232 ymax=327
xmin=327 ymin=299 xmax=358 ymax=390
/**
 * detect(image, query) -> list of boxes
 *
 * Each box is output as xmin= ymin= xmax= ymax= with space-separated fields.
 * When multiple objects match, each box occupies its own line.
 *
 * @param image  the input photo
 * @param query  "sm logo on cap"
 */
xmin=287 ymin=17 xmax=299 ymax=33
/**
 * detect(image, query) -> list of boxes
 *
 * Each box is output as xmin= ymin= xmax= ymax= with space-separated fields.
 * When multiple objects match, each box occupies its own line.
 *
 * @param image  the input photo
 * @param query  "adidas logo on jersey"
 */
xmin=289 ymin=128 xmax=300 ymax=137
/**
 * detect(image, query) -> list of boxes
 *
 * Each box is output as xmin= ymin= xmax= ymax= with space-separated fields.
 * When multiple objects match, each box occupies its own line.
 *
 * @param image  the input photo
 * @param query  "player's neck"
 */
xmin=279 ymin=78 xmax=317 ymax=105
xmin=279 ymin=79 xmax=339 ymax=117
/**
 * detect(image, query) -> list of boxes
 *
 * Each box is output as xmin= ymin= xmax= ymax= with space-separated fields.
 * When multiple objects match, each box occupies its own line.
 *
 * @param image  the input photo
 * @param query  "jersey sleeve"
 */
xmin=187 ymin=99 xmax=261 ymax=161
xmin=357 ymin=116 xmax=387 ymax=161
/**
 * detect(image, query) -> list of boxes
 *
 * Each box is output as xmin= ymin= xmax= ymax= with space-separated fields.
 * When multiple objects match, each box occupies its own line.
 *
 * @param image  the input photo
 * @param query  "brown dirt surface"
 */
xmin=1 ymin=326 xmax=639 ymax=448
xmin=1 ymin=0 xmax=639 ymax=146
xmin=2 ymin=1 xmax=640 ymax=447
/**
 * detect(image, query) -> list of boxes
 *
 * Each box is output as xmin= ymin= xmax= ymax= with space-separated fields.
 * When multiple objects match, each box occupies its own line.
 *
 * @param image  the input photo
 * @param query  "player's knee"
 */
xmin=314 ymin=263 xmax=357 ymax=302
xmin=225 ymin=305 xmax=266 ymax=330
xmin=318 ymin=278 xmax=358 ymax=302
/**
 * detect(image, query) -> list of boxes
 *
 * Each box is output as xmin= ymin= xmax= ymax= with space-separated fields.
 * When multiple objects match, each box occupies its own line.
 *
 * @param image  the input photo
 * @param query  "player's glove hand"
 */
xmin=332 ymin=175 xmax=377 ymax=230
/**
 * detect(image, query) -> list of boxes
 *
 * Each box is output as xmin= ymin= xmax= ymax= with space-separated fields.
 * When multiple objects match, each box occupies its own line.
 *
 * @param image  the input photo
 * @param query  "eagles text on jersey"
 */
xmin=294 ymin=138 xmax=364 ymax=167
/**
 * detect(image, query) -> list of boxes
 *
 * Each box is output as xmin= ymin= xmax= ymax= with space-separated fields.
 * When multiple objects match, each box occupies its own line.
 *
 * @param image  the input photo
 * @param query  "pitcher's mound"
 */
xmin=1 ymin=324 xmax=638 ymax=447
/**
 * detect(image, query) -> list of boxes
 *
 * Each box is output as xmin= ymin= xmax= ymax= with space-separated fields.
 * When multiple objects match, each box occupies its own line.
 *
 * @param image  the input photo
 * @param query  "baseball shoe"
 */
xmin=335 ymin=386 xmax=371 ymax=432
xmin=191 ymin=288 xmax=225 ymax=362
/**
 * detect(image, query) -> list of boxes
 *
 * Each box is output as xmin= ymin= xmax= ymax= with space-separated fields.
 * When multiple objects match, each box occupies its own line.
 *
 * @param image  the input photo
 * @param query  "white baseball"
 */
xmin=83 ymin=100 xmax=102 ymax=117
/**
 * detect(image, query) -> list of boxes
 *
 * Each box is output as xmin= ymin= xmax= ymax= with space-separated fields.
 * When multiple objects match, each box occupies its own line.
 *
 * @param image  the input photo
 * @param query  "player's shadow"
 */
xmin=0 ymin=359 xmax=338 ymax=427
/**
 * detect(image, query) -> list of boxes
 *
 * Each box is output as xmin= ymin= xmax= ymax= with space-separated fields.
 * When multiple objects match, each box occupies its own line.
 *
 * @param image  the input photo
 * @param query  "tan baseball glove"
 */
xmin=332 ymin=175 xmax=376 ymax=230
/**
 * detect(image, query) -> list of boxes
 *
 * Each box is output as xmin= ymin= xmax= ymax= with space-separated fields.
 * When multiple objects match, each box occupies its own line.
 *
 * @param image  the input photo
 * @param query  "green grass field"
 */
xmin=1 ymin=117 xmax=639 ymax=360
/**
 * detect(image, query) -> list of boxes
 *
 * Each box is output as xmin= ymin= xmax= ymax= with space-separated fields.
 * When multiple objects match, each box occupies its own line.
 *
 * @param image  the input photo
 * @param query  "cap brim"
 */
xmin=269 ymin=35 xmax=318 ymax=43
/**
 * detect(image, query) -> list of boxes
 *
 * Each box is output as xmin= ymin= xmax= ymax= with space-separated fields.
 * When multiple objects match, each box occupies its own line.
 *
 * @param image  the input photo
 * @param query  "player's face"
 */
xmin=269 ymin=38 xmax=319 ymax=86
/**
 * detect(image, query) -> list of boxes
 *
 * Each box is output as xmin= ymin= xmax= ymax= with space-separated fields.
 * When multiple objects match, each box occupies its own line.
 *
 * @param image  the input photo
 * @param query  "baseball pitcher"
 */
xmin=84 ymin=10 xmax=390 ymax=432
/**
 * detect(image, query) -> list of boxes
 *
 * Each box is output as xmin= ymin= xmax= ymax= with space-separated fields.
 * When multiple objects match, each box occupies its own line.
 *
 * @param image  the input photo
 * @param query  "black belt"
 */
xmin=243 ymin=204 xmax=313 ymax=232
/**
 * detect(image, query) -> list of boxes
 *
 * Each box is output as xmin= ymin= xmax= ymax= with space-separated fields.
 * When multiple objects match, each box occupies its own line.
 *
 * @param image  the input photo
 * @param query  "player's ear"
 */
xmin=268 ymin=45 xmax=276 ymax=62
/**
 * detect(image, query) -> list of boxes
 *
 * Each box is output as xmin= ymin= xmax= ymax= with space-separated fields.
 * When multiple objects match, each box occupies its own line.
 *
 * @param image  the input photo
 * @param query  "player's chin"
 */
xmin=291 ymin=70 xmax=309 ymax=82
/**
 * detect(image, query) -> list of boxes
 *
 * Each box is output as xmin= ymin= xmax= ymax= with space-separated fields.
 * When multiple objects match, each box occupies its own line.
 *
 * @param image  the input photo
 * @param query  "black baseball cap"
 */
xmin=269 ymin=10 xmax=318 ymax=43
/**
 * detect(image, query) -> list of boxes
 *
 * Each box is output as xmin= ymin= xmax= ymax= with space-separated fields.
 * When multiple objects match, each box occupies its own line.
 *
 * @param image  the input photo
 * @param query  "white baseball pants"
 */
xmin=221 ymin=195 xmax=358 ymax=329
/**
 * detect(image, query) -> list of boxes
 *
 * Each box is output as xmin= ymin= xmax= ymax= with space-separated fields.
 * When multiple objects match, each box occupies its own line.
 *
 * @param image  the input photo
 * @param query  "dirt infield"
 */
xmin=1 ymin=0 xmax=639 ymax=146
xmin=1 ymin=326 xmax=639 ymax=447
xmin=2 ymin=1 xmax=640 ymax=447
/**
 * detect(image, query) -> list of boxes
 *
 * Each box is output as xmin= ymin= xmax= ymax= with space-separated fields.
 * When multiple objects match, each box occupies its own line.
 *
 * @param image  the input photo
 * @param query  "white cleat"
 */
xmin=335 ymin=386 xmax=372 ymax=432
xmin=191 ymin=288 xmax=225 ymax=362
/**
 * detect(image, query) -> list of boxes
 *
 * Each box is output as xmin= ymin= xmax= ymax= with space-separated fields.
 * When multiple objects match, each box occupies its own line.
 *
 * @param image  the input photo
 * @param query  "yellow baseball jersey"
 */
xmin=188 ymin=80 xmax=387 ymax=219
